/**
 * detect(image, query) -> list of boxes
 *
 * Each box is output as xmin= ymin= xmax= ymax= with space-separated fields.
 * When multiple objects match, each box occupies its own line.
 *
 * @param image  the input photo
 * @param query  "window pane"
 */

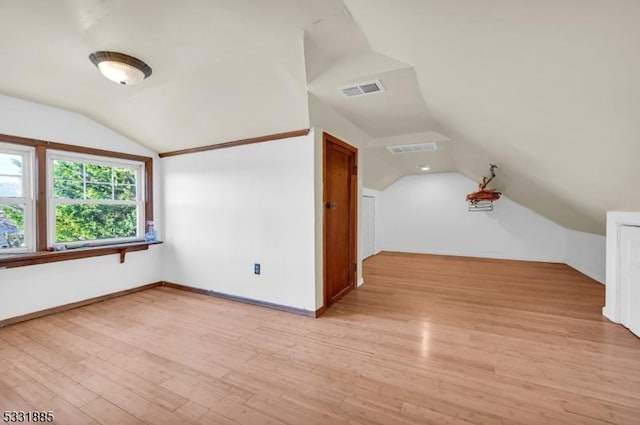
xmin=55 ymin=204 xmax=138 ymax=243
xmin=53 ymin=179 xmax=84 ymax=199
xmin=0 ymin=176 xmax=22 ymax=197
xmin=0 ymin=153 xmax=23 ymax=197
xmin=114 ymin=168 xmax=136 ymax=185
xmin=86 ymin=163 xmax=112 ymax=183
xmin=53 ymin=161 xmax=139 ymax=201
xmin=86 ymin=183 xmax=113 ymax=200
xmin=115 ymin=184 xmax=136 ymax=201
xmin=0 ymin=205 xmax=25 ymax=249
xmin=53 ymin=160 xmax=83 ymax=180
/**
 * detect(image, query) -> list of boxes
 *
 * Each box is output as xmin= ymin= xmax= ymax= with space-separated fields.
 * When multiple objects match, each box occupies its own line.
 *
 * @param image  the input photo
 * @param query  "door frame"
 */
xmin=362 ymin=194 xmax=376 ymax=260
xmin=322 ymin=132 xmax=358 ymax=310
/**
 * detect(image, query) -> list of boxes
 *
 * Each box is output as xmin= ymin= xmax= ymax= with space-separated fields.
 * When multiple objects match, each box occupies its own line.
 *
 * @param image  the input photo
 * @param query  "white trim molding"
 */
xmin=603 ymin=211 xmax=640 ymax=322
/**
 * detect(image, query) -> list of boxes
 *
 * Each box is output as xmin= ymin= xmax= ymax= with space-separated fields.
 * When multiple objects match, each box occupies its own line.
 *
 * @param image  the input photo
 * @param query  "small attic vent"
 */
xmin=386 ymin=142 xmax=438 ymax=154
xmin=340 ymin=80 xmax=385 ymax=98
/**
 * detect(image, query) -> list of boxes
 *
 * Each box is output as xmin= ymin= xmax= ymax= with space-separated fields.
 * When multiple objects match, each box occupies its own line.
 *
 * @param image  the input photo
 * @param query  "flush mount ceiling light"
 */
xmin=417 ymin=164 xmax=430 ymax=171
xmin=89 ymin=51 xmax=152 ymax=85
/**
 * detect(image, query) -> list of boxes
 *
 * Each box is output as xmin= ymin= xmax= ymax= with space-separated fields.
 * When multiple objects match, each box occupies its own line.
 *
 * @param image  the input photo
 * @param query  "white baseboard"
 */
xmin=602 ymin=306 xmax=616 ymax=323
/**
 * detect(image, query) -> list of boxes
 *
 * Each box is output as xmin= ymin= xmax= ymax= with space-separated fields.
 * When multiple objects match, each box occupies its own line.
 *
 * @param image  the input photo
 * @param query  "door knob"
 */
xmin=325 ymin=202 xmax=338 ymax=210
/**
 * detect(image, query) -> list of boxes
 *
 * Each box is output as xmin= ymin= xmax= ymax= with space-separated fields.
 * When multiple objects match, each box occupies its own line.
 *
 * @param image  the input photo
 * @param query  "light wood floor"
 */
xmin=1 ymin=253 xmax=640 ymax=425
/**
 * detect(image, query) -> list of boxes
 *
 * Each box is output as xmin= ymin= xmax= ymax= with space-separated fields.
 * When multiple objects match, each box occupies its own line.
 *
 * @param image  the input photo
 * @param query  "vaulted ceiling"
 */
xmin=1 ymin=0 xmax=638 ymax=234
xmin=341 ymin=0 xmax=640 ymax=235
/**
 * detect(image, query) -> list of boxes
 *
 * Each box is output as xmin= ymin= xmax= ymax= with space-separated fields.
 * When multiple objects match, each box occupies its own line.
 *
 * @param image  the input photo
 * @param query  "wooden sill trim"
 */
xmin=0 ymin=241 xmax=163 ymax=269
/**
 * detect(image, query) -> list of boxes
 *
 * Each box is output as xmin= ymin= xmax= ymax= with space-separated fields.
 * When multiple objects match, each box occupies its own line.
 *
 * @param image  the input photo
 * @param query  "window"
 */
xmin=48 ymin=151 xmax=145 ymax=247
xmin=0 ymin=142 xmax=35 ymax=253
xmin=0 ymin=133 xmax=154 ymax=268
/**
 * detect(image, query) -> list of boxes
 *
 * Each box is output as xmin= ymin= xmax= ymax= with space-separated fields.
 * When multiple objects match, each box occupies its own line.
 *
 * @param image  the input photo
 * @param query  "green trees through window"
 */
xmin=1 ymin=137 xmax=151 ymax=254
xmin=0 ymin=152 xmax=27 ymax=250
xmin=52 ymin=158 xmax=141 ymax=244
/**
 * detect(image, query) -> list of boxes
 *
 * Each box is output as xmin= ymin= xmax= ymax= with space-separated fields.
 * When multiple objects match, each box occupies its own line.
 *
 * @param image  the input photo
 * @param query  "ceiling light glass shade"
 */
xmin=89 ymin=51 xmax=152 ymax=85
xmin=97 ymin=61 xmax=145 ymax=85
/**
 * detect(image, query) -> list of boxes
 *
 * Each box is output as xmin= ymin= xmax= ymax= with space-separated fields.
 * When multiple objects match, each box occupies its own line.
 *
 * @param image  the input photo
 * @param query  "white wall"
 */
xmin=566 ymin=229 xmax=606 ymax=284
xmin=308 ymin=94 xmax=372 ymax=307
xmin=0 ymin=252 xmax=163 ymax=321
xmin=372 ymin=172 xmax=605 ymax=283
xmin=380 ymin=173 xmax=567 ymax=262
xmin=0 ymin=91 xmax=606 ymax=322
xmin=0 ymin=94 xmax=163 ymax=321
xmin=0 ymin=93 xmax=361 ymax=319
xmin=161 ymin=133 xmax=317 ymax=311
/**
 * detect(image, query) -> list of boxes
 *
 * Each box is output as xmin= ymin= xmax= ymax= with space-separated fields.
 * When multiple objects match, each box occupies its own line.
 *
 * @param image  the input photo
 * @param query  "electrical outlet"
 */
xmin=254 ymin=263 xmax=261 ymax=275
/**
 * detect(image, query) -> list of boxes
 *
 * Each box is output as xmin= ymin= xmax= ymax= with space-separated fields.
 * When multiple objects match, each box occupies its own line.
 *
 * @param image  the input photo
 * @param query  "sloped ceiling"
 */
xmin=0 ymin=0 xmax=348 ymax=152
xmin=338 ymin=0 xmax=640 ymax=234
xmin=1 ymin=1 xmax=638 ymax=234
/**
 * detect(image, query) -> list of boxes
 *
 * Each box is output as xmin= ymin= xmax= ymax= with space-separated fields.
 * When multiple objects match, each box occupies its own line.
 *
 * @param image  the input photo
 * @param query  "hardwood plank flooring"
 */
xmin=1 ymin=252 xmax=640 ymax=424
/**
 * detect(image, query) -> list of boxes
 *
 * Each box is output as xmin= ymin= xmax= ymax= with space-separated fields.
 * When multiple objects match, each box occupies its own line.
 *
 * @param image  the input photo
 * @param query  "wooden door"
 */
xmin=323 ymin=133 xmax=357 ymax=308
xmin=620 ymin=225 xmax=640 ymax=336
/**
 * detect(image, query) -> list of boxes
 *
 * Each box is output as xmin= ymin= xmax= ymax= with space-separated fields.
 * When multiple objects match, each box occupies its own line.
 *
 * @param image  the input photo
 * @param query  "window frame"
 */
xmin=47 ymin=150 xmax=146 ymax=248
xmin=0 ymin=141 xmax=36 ymax=253
xmin=0 ymin=133 xmax=155 ymax=268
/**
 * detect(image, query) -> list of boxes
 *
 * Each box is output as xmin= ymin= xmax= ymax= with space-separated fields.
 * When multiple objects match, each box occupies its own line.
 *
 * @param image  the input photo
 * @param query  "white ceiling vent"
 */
xmin=340 ymin=80 xmax=385 ymax=98
xmin=386 ymin=142 xmax=438 ymax=154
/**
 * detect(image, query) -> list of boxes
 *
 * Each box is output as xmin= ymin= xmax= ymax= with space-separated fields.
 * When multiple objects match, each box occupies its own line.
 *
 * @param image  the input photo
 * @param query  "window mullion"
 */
xmin=53 ymin=199 xmax=137 ymax=206
xmin=36 ymin=144 xmax=47 ymax=251
xmin=0 ymin=197 xmax=27 ymax=204
xmin=111 ymin=166 xmax=115 ymax=200
xmin=82 ymin=163 xmax=87 ymax=200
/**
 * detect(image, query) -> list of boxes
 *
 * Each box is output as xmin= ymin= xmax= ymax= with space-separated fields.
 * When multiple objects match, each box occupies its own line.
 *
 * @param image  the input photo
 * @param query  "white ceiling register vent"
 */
xmin=340 ymin=80 xmax=385 ymax=98
xmin=386 ymin=142 xmax=438 ymax=154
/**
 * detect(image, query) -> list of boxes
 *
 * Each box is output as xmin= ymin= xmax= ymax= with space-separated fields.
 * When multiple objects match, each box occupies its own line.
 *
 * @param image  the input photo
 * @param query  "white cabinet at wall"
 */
xmin=604 ymin=212 xmax=640 ymax=337
xmin=619 ymin=225 xmax=640 ymax=336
